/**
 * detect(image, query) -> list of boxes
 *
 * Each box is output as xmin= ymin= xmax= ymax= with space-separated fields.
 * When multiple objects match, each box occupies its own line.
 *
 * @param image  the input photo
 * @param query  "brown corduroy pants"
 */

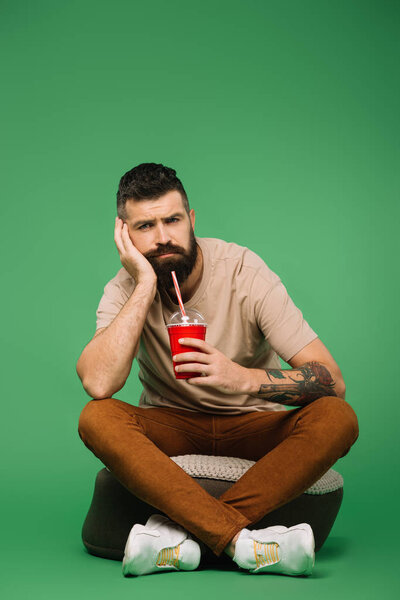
xmin=78 ymin=395 xmax=359 ymax=557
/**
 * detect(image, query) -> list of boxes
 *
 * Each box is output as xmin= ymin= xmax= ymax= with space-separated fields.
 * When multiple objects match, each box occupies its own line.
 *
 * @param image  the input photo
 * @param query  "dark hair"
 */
xmin=116 ymin=163 xmax=190 ymax=220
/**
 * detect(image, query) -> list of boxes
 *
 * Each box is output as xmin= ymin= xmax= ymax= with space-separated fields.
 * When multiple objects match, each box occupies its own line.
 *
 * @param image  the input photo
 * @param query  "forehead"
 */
xmin=125 ymin=190 xmax=184 ymax=221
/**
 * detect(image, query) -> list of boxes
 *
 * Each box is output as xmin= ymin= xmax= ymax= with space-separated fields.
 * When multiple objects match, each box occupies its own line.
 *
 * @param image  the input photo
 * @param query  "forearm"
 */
xmin=77 ymin=280 xmax=156 ymax=398
xmin=246 ymin=361 xmax=345 ymax=407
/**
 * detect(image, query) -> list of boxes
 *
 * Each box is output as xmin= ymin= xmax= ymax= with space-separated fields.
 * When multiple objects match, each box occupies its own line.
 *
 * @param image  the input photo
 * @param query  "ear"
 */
xmin=189 ymin=208 xmax=195 ymax=230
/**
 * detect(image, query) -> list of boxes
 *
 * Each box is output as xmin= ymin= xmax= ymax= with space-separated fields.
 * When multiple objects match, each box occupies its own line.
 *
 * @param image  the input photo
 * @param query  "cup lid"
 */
xmin=167 ymin=308 xmax=207 ymax=326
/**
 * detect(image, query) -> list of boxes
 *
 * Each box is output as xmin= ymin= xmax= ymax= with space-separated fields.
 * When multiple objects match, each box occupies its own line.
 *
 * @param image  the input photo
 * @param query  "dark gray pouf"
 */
xmin=81 ymin=454 xmax=344 ymax=565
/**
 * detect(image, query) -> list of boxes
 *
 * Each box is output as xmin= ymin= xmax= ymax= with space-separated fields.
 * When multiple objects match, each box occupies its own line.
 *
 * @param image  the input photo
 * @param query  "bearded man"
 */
xmin=76 ymin=162 xmax=359 ymax=577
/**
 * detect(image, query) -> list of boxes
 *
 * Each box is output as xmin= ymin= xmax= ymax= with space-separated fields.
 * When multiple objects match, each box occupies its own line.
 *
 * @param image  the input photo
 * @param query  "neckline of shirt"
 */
xmin=159 ymin=237 xmax=211 ymax=311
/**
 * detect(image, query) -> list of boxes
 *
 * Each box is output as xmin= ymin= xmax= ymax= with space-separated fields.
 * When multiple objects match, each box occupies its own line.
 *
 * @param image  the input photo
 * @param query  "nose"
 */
xmin=154 ymin=223 xmax=172 ymax=247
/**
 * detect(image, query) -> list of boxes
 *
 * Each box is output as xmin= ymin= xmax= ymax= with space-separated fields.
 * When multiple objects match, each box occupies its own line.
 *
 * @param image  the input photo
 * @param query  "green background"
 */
xmin=1 ymin=0 xmax=399 ymax=597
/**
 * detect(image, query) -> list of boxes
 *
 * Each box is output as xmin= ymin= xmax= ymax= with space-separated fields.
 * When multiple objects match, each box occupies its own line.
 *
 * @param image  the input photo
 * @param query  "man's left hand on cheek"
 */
xmin=172 ymin=337 xmax=252 ymax=395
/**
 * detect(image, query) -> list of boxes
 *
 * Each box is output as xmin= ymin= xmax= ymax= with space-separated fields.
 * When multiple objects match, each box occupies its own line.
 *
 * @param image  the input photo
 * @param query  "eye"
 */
xmin=139 ymin=218 xmax=179 ymax=230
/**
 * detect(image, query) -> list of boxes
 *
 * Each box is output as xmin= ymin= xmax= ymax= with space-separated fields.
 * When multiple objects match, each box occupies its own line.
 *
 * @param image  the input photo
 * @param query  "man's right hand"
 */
xmin=114 ymin=217 xmax=157 ymax=287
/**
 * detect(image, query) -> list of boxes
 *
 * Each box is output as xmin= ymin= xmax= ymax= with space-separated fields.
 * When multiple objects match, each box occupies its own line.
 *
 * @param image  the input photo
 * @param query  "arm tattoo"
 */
xmin=257 ymin=361 xmax=337 ymax=406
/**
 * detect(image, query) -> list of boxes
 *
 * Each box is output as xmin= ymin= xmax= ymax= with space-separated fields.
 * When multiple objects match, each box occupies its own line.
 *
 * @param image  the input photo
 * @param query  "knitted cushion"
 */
xmin=170 ymin=454 xmax=344 ymax=494
xmin=82 ymin=455 xmax=344 ymax=563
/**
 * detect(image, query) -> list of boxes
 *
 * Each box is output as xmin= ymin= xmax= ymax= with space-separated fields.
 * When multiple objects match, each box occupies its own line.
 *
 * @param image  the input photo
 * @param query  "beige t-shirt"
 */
xmin=95 ymin=236 xmax=318 ymax=415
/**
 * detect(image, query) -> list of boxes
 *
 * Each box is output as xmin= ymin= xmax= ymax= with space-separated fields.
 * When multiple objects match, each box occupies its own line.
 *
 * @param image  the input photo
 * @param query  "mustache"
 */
xmin=147 ymin=247 xmax=184 ymax=258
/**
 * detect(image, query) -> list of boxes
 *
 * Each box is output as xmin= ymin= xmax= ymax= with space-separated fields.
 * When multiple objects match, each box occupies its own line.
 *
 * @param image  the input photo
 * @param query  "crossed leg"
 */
xmin=78 ymin=396 xmax=359 ymax=557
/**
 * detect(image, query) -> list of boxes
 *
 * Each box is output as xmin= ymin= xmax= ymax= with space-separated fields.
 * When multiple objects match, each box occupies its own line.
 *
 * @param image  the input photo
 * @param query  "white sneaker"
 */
xmin=232 ymin=523 xmax=315 ymax=576
xmin=122 ymin=514 xmax=201 ymax=576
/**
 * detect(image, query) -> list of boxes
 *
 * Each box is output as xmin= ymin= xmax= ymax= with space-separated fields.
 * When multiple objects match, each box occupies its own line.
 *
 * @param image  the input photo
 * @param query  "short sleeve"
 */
xmin=253 ymin=276 xmax=318 ymax=363
xmin=95 ymin=275 xmax=129 ymax=331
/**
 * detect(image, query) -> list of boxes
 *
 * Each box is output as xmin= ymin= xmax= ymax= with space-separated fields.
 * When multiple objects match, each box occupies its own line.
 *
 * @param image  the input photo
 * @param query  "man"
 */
xmin=76 ymin=162 xmax=359 ymax=577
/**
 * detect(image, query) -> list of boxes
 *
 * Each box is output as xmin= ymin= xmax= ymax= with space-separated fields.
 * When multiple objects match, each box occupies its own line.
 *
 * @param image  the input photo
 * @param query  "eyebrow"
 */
xmin=132 ymin=212 xmax=186 ymax=228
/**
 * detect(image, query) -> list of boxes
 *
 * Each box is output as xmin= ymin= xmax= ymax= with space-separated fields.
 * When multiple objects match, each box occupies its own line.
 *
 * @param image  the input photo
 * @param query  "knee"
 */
xmin=339 ymin=398 xmax=359 ymax=445
xmin=316 ymin=396 xmax=359 ymax=446
xmin=78 ymin=397 xmax=117 ymax=442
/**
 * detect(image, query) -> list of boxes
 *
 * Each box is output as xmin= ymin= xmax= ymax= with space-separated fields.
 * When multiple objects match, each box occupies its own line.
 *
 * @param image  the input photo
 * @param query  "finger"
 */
xmin=120 ymin=222 xmax=132 ymax=253
xmin=173 ymin=352 xmax=210 ymax=363
xmin=186 ymin=376 xmax=210 ymax=385
xmin=114 ymin=219 xmax=125 ymax=256
xmin=178 ymin=337 xmax=213 ymax=353
xmin=175 ymin=363 xmax=208 ymax=373
xmin=114 ymin=217 xmax=123 ymax=236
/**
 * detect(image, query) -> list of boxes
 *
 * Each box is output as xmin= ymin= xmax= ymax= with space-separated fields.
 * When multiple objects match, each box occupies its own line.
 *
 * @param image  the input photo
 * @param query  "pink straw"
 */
xmin=171 ymin=271 xmax=187 ymax=318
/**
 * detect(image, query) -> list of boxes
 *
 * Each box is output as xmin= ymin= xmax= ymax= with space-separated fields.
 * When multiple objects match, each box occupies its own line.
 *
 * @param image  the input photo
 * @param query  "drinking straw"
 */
xmin=171 ymin=271 xmax=187 ymax=318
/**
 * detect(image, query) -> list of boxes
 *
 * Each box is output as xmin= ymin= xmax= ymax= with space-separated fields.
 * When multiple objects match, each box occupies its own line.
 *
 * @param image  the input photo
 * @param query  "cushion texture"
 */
xmin=170 ymin=454 xmax=344 ymax=493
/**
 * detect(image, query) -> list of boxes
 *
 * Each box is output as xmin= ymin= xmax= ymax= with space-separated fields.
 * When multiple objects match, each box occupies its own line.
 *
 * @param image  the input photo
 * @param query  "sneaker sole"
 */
xmin=253 ymin=523 xmax=315 ymax=577
xmin=284 ymin=523 xmax=315 ymax=576
xmin=122 ymin=525 xmax=201 ymax=576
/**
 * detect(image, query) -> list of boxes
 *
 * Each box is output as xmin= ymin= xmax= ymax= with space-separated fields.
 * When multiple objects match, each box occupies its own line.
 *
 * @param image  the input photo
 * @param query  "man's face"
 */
xmin=124 ymin=191 xmax=198 ymax=291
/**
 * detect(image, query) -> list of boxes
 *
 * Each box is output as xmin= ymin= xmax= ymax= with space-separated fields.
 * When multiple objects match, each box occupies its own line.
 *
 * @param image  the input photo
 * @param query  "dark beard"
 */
xmin=144 ymin=227 xmax=198 ymax=293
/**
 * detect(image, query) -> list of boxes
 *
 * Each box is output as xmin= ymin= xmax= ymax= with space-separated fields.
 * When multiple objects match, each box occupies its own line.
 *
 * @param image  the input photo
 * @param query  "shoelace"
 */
xmin=253 ymin=541 xmax=280 ymax=568
xmin=156 ymin=544 xmax=181 ymax=568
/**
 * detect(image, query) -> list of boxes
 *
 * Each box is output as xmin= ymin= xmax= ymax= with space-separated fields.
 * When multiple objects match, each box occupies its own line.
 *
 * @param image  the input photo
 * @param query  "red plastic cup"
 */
xmin=167 ymin=309 xmax=207 ymax=379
